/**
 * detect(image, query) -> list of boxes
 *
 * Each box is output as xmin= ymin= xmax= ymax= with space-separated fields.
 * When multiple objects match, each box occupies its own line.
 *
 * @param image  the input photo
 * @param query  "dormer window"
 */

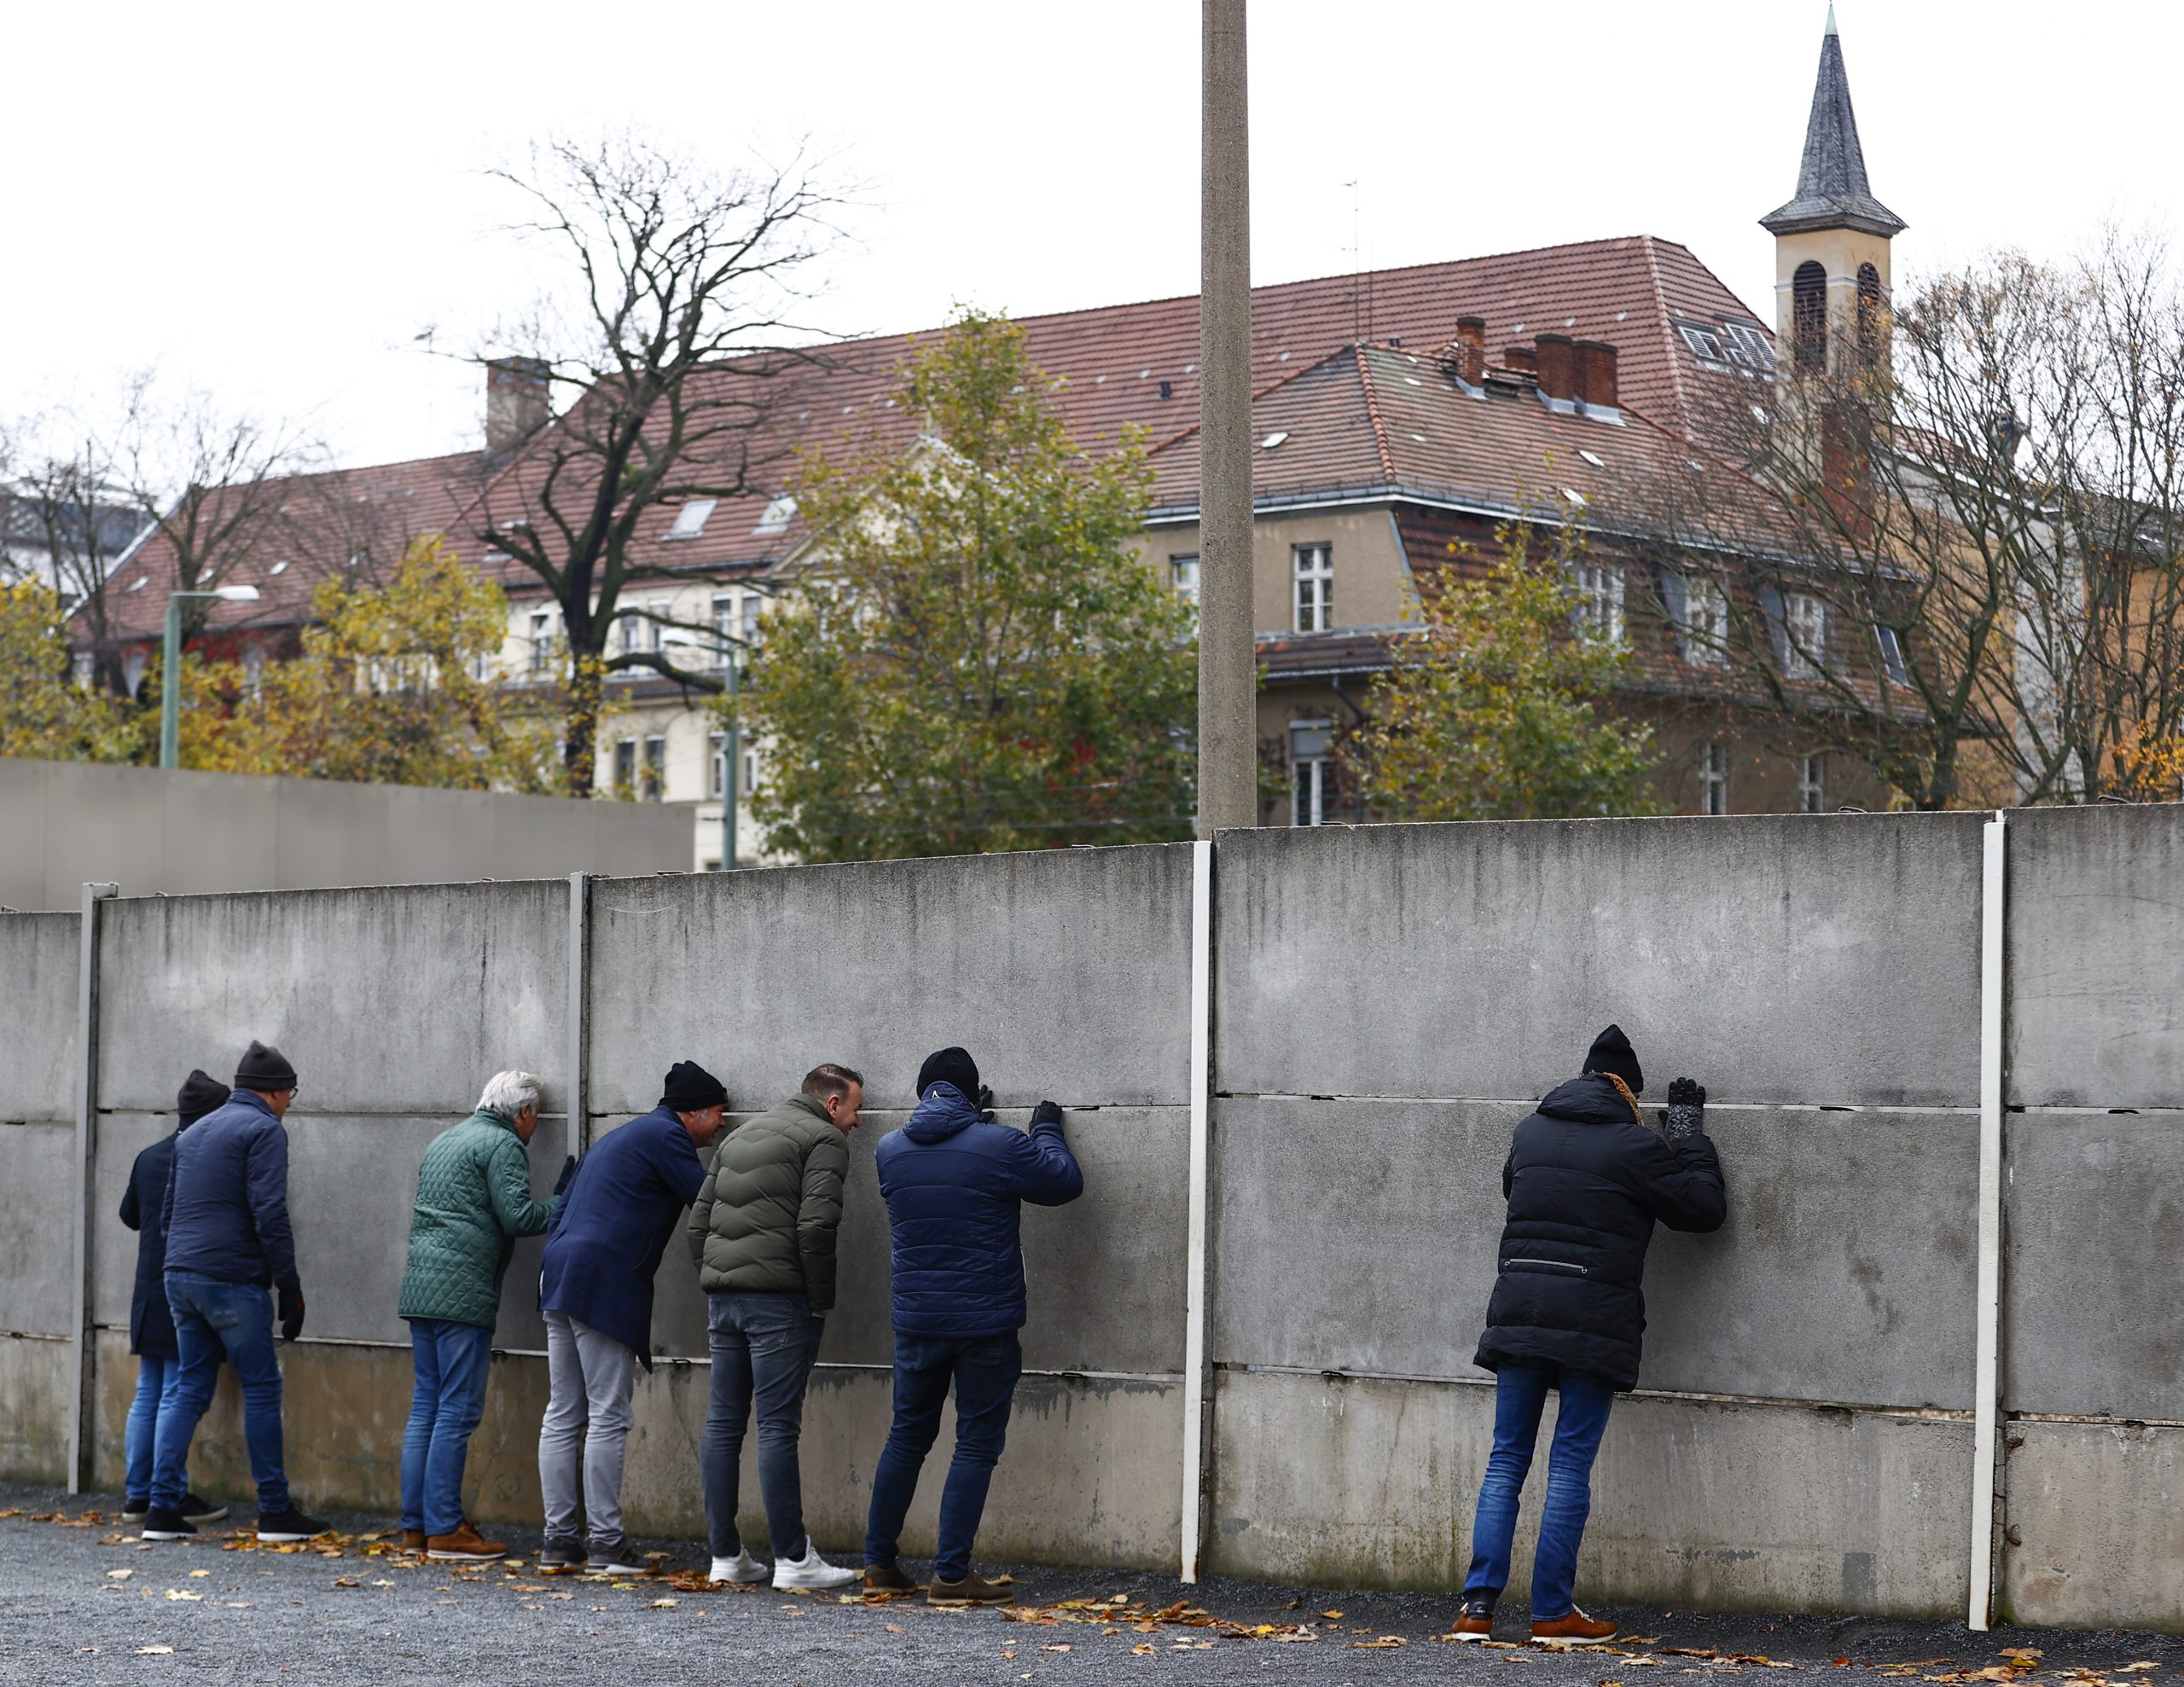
xmin=1722 ymin=322 xmax=1774 ymax=372
xmin=665 ymin=498 xmax=717 ymax=540
xmin=1677 ymin=323 xmax=1731 ymax=368
xmin=752 ymin=495 xmax=798 ymax=536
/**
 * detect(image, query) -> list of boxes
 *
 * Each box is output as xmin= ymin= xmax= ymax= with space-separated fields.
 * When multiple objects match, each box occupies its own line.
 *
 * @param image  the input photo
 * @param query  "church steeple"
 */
xmin=1760 ymin=10 xmax=1905 ymax=240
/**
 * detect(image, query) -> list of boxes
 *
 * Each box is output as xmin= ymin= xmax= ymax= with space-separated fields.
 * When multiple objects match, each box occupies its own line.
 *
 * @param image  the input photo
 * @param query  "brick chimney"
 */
xmin=486 ymin=357 xmax=552 ymax=453
xmin=1502 ymin=345 xmax=1538 ymax=375
xmin=1533 ymin=333 xmax=1577 ymax=403
xmin=1445 ymin=316 xmax=1487 ymax=386
xmin=1574 ymin=340 xmax=1619 ymax=409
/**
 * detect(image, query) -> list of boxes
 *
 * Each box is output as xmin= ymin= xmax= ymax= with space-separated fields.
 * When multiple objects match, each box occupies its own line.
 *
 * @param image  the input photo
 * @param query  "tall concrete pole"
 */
xmin=1198 ymin=0 xmax=1256 ymax=835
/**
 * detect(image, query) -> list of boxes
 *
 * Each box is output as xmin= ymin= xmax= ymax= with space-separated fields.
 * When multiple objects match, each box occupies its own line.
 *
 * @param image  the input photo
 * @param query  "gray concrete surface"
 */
xmin=18 ymin=1482 xmax=2172 ymax=1687
xmin=2007 ymin=804 xmax=2184 ymax=1109
xmin=0 ymin=756 xmax=692 ymax=913
xmin=0 ymin=911 xmax=78 ymax=1122
xmin=1212 ymin=1098 xmax=1978 ymax=1409
xmin=1214 ymin=813 xmax=1987 ymax=1108
xmin=584 ymin=844 xmax=1194 ymax=1114
xmin=2004 ymin=1418 xmax=2184 ymax=1630
xmin=0 ymin=1124 xmax=75 ymax=1337
xmin=1208 ymin=1370 xmax=1973 ymax=1618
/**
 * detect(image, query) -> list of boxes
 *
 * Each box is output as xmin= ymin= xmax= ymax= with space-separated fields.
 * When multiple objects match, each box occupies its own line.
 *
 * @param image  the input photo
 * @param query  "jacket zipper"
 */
xmin=1503 ymin=1257 xmax=1586 ymax=1275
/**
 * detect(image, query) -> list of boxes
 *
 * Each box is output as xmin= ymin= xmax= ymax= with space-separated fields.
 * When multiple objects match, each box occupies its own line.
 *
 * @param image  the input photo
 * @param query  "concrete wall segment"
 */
xmin=1214 ymin=812 xmax=1987 ymax=1108
xmin=0 ymin=911 xmax=80 ymax=1122
xmin=0 ymin=1124 xmax=76 ymax=1336
xmin=2004 ymin=1417 xmax=2184 ymax=1632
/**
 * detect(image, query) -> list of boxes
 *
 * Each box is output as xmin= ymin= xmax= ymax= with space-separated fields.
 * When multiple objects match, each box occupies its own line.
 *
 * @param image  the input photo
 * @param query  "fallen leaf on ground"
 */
xmin=187 ymin=1568 xmax=209 ymax=1579
xmin=106 ymin=1568 xmax=133 ymax=1580
xmin=648 ymin=1597 xmax=677 ymax=1609
xmin=1321 ymin=1609 xmax=1345 ymax=1620
xmin=164 ymin=1589 xmax=202 ymax=1601
xmin=1354 ymin=1636 xmax=1408 ymax=1649
xmin=135 ymin=1645 xmax=173 ymax=1655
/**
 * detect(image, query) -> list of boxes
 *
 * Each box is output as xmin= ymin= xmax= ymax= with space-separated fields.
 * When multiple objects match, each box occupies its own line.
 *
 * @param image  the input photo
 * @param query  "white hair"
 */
xmin=478 ymin=1070 xmax=544 ymax=1120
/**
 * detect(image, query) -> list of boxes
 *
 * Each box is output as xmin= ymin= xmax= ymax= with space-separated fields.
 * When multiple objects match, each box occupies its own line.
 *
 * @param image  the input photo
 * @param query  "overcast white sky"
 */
xmin=9 ymin=0 xmax=2179 ymax=469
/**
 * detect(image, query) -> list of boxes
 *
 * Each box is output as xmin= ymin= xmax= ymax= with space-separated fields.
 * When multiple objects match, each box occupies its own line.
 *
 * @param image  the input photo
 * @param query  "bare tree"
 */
xmin=472 ymin=132 xmax=847 ymax=796
xmin=0 ymin=421 xmax=152 ymax=694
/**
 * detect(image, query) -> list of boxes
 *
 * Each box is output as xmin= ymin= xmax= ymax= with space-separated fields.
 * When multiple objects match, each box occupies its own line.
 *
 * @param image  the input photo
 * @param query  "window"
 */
xmin=1699 ymin=740 xmax=1729 ymax=815
xmin=1793 ymin=261 xmax=1828 ymax=373
xmin=1571 ymin=560 xmax=1625 ymax=644
xmin=1289 ymin=720 xmax=1332 ymax=827
xmin=1784 ymin=592 xmax=1827 ymax=680
xmin=742 ymin=743 xmax=760 ymax=795
xmin=711 ymin=595 xmax=736 ymax=668
xmin=648 ymin=600 xmax=669 ymax=654
xmin=1682 ymin=577 xmax=1729 ymax=669
xmin=709 ymin=730 xmax=728 ymax=798
xmin=665 ymin=498 xmax=717 ymax=540
xmin=529 ymin=609 xmax=556 ymax=674
xmin=641 ymin=733 xmax=666 ymax=802
xmin=1856 ymin=264 xmax=1883 ymax=360
xmin=243 ymin=646 xmax=265 ymax=700
xmin=739 ymin=591 xmax=761 ymax=647
xmin=1876 ymin=624 xmax=1910 ymax=687
xmin=752 ymin=494 xmax=798 ymax=536
xmin=1293 ymin=543 xmax=1333 ymax=633
xmin=1677 ymin=322 xmax=1730 ymax=366
xmin=613 ymin=737 xmax=636 ymax=795
xmin=1723 ymin=322 xmax=1774 ymax=372
xmin=1798 ymin=753 xmax=1827 ymax=814
xmin=72 ymin=651 xmax=94 ymax=690
xmin=1170 ymin=554 xmax=1199 ymax=605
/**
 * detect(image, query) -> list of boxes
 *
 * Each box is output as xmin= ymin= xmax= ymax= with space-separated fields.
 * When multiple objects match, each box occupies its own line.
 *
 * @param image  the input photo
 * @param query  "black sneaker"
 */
xmin=121 ymin=1499 xmax=150 ymax=1522
xmin=587 ymin=1536 xmax=652 ymax=1575
xmin=538 ymin=1538 xmax=589 ymax=1574
xmin=255 ymin=1506 xmax=328 ymax=1544
xmin=181 ymin=1493 xmax=229 ymax=1524
xmin=141 ymin=1509 xmax=195 ymax=1541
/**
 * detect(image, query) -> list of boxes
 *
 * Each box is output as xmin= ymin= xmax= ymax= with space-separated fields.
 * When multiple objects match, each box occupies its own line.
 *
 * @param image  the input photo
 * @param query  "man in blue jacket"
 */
xmin=863 ymin=1047 xmax=1083 ymax=1605
xmin=536 ymin=1058 xmax=725 ymax=1575
xmin=144 ymin=1041 xmax=326 ymax=1545
xmin=118 ymin=1070 xmax=232 ymax=1527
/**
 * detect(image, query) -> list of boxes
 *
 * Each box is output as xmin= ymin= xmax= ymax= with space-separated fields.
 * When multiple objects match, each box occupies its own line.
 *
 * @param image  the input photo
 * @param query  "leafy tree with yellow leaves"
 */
xmin=0 ymin=579 xmax=143 ymax=762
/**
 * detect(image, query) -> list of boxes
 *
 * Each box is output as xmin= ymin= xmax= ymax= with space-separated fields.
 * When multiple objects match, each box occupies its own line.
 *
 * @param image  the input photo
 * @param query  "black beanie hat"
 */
xmin=916 ymin=1046 xmax=980 ymax=1099
xmin=177 ymin=1069 xmax=230 ymax=1127
xmin=660 ymin=1059 xmax=728 ymax=1112
xmin=235 ymin=1040 xmax=299 ymax=1093
xmin=1583 ymin=1024 xmax=1644 ymax=1095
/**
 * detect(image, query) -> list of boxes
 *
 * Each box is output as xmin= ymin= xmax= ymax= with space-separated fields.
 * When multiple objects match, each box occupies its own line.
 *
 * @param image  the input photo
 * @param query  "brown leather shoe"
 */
xmin=427 ymin=1521 xmax=508 ymax=1562
xmin=863 ymin=1561 xmax=917 ymax=1594
xmin=1449 ymin=1598 xmax=1496 ymax=1640
xmin=928 ymin=1570 xmax=1014 ymax=1606
xmin=401 ymin=1529 xmax=427 ymax=1555
xmin=1531 ymin=1608 xmax=1618 ymax=1646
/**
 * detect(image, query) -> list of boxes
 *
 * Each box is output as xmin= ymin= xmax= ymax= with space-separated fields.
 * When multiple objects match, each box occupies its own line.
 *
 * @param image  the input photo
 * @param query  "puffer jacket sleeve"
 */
xmin=1004 ymin=1116 xmax=1084 ymax=1207
xmin=1626 ymin=1128 xmax=1727 ymax=1233
xmin=797 ymin=1128 xmax=850 ymax=1313
xmin=485 ymin=1133 xmax=557 ymax=1238
xmin=247 ymin=1118 xmax=300 ymax=1290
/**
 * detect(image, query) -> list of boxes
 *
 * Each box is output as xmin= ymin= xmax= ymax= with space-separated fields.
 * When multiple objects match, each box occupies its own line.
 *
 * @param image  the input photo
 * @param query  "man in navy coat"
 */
xmin=536 ymin=1059 xmax=725 ymax=1574
xmin=863 ymin=1047 xmax=1082 ymax=1604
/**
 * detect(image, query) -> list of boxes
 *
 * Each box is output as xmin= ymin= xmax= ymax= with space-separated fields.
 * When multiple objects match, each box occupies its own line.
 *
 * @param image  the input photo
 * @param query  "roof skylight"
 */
xmin=128 ymin=575 xmax=147 ymax=590
xmin=1261 ymin=431 xmax=1289 ymax=450
xmin=1578 ymin=449 xmax=1606 ymax=468
xmin=666 ymin=498 xmax=718 ymax=540
xmin=270 ymin=560 xmax=290 ymax=575
xmin=752 ymin=495 xmax=798 ymax=536
xmin=1561 ymin=487 xmax=1587 ymax=506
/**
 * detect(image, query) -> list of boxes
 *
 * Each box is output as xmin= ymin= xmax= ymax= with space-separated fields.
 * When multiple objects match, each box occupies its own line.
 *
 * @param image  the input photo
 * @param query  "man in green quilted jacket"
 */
xmin=395 ymin=1070 xmax=567 ymax=1562
xmin=686 ymin=1062 xmax=863 ymax=1591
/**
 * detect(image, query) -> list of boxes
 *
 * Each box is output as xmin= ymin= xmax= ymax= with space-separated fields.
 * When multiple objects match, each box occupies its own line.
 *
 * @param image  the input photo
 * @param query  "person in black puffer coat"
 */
xmin=1453 ymin=1025 xmax=1725 ymax=1649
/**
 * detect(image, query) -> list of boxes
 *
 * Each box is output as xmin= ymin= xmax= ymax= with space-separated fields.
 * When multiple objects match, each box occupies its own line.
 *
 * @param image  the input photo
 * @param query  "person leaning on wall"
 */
xmin=143 ymin=1040 xmax=327 ymax=1546
xmin=687 ymin=1062 xmax=865 ymax=1591
xmin=863 ymin=1047 xmax=1083 ymax=1606
xmin=1451 ymin=1024 xmax=1726 ymax=1647
xmin=535 ymin=1058 xmax=726 ymax=1576
xmin=118 ymin=1070 xmax=234 ymax=1530
xmin=394 ymin=1069 xmax=573 ymax=1563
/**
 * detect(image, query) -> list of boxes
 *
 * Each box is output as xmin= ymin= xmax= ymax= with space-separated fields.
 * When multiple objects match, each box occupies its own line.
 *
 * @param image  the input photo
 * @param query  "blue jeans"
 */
xmin=401 ymin=1319 xmax=495 ymax=1537
xmin=155 ymin=1272 xmax=289 ymax=1514
xmin=125 ymin=1354 xmax=184 ymax=1504
xmin=864 ymin=1331 xmax=1023 ymax=1582
xmin=1464 ymin=1364 xmax=1617 ymax=1618
xmin=701 ymin=1292 xmax=822 ymax=1560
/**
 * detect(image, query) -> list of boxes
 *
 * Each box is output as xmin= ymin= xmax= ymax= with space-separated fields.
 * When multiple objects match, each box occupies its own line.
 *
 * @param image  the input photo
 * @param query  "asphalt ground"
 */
xmin=4 ymin=1484 xmax=2181 ymax=1686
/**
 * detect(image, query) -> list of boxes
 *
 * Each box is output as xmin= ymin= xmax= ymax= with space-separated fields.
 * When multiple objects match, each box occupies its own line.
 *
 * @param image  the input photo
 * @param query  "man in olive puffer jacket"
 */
xmin=686 ymin=1063 xmax=863 ymax=1591
xmin=395 ymin=1070 xmax=567 ymax=1562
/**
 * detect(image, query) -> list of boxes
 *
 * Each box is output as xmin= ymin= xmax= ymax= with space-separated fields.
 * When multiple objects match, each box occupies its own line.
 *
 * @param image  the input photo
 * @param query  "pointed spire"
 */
xmin=1760 ymin=12 xmax=1906 ymax=238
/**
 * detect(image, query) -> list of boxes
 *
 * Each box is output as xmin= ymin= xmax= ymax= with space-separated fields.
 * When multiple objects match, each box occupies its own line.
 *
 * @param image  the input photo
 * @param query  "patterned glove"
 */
xmin=1663 ymin=1076 xmax=1706 ymax=1142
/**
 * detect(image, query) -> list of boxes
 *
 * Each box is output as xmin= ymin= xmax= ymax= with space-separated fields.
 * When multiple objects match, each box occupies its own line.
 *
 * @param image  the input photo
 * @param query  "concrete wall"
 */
xmin=4 ymin=805 xmax=2182 ymax=1629
xmin=0 ymin=756 xmax=692 ymax=912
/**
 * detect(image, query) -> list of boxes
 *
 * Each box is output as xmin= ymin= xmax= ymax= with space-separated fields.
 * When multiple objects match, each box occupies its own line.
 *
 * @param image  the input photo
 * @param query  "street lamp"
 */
xmin=160 ymin=586 xmax=261 ymax=770
xmin=659 ymin=631 xmax=742 ymax=871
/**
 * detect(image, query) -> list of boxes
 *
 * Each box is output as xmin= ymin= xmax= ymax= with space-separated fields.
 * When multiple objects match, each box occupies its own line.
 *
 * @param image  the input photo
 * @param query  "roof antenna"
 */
xmin=1345 ymin=179 xmax=1362 ymax=345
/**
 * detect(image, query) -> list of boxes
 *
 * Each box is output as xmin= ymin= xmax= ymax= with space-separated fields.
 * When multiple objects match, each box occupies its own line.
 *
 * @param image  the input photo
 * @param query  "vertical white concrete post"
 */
xmin=1180 ymin=838 xmax=1214 ymax=1581
xmin=566 ymin=872 xmax=591 ymax=1155
xmin=67 ymin=881 xmax=119 ymax=1495
xmin=1967 ymin=811 xmax=2007 ymax=1630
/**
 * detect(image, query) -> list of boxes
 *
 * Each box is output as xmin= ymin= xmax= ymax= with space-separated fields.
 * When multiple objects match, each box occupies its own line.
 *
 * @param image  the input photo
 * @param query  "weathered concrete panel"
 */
xmin=1208 ymin=1367 xmax=1968 ymax=1615
xmin=90 ymin=1113 xmax=168 ymax=1332
xmin=94 ymin=1333 xmax=1180 ymax=1568
xmin=2004 ymin=1417 xmax=2184 ymax=1632
xmin=1211 ymin=1099 xmax=1977 ymax=1410
xmin=2004 ymin=1112 xmax=2184 ymax=1420
xmin=2008 ymin=804 xmax=2184 ymax=1109
xmin=586 ymin=844 xmax=1193 ymax=1115
xmin=0 ymin=1123 xmax=77 ymax=1336
xmin=1215 ymin=814 xmax=1985 ymax=1108
xmin=96 ymin=882 xmax=568 ymax=1116
xmin=0 ymin=1334 xmax=71 ymax=1484
xmin=0 ymin=911 xmax=78 ymax=1122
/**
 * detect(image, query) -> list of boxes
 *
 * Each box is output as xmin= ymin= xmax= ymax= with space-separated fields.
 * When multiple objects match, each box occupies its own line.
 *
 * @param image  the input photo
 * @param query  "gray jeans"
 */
xmin=538 ymin=1310 xmax=636 ymax=1545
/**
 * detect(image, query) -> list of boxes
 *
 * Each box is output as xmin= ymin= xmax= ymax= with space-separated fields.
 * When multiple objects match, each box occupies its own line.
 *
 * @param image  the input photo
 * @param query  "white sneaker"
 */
xmin=710 ymin=1550 xmax=769 ymax=1585
xmin=771 ymin=1539 xmax=858 ymax=1591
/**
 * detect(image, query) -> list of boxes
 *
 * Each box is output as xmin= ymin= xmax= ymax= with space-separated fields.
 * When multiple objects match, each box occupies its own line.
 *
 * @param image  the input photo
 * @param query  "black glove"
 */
xmin=974 ymin=1083 xmax=996 ymax=1123
xmin=1662 ymin=1077 xmax=1706 ymax=1143
xmin=554 ymin=1153 xmax=578 ymax=1196
xmin=277 ymin=1278 xmax=306 ymax=1343
xmin=1031 ymin=1100 xmax=1064 ymax=1130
